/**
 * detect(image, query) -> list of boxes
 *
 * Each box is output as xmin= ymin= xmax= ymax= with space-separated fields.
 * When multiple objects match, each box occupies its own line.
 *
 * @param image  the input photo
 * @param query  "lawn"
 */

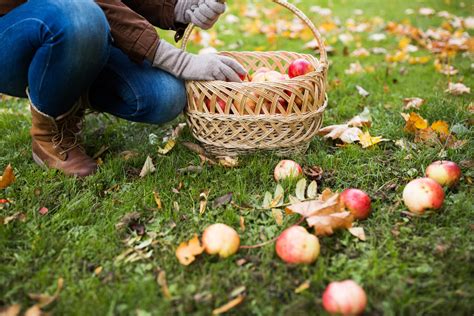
xmin=1 ymin=0 xmax=473 ymax=315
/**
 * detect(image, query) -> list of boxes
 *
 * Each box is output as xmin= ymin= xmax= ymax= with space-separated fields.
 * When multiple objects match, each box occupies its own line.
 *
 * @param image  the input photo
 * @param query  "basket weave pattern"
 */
xmin=183 ymin=0 xmax=328 ymax=156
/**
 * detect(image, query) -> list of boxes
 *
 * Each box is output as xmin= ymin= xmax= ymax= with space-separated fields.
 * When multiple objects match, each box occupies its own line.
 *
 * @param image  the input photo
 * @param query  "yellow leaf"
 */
xmin=431 ymin=120 xmax=450 ymax=135
xmin=175 ymin=235 xmax=204 ymax=266
xmin=212 ymin=295 xmax=245 ymax=315
xmin=271 ymin=208 xmax=283 ymax=226
xmin=408 ymin=56 xmax=430 ymax=64
xmin=157 ymin=270 xmax=172 ymax=300
xmin=199 ymin=189 xmax=209 ymax=215
xmin=153 ymin=191 xmax=162 ymax=209
xmin=402 ymin=112 xmax=429 ymax=133
xmin=157 ymin=139 xmax=176 ymax=155
xmin=399 ymin=37 xmax=411 ymax=50
xmin=358 ymin=131 xmax=388 ymax=148
xmin=294 ymin=280 xmax=311 ymax=294
xmin=0 ymin=164 xmax=15 ymax=189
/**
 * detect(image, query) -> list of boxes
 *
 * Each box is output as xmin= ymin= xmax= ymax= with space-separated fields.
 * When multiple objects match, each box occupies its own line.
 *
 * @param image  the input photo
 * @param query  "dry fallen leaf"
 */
xmin=272 ymin=208 xmax=284 ymax=226
xmin=0 ymin=164 xmax=15 ymax=189
xmin=318 ymin=124 xmax=362 ymax=144
xmin=358 ymin=131 xmax=389 ymax=148
xmin=153 ymin=191 xmax=162 ymax=210
xmin=24 ymin=305 xmax=42 ymax=316
xmin=286 ymin=193 xmax=342 ymax=218
xmin=401 ymin=112 xmax=429 ymax=133
xmin=157 ymin=139 xmax=176 ymax=155
xmin=28 ymin=277 xmax=64 ymax=308
xmin=218 ymin=156 xmax=239 ymax=168
xmin=157 ymin=270 xmax=172 ymax=300
xmin=176 ymin=235 xmax=205 ymax=266
xmin=347 ymin=107 xmax=372 ymax=127
xmin=348 ymin=227 xmax=367 ymax=241
xmin=356 ymin=85 xmax=370 ymax=97
xmin=212 ymin=295 xmax=245 ymax=315
xmin=307 ymin=211 xmax=354 ymax=236
xmin=0 ymin=304 xmax=21 ymax=316
xmin=403 ymin=97 xmax=425 ymax=110
xmin=445 ymin=82 xmax=470 ymax=95
xmin=294 ymin=280 xmax=311 ymax=294
xmin=211 ymin=193 xmax=233 ymax=208
xmin=199 ymin=190 xmax=209 ymax=215
xmin=139 ymin=156 xmax=156 ymax=178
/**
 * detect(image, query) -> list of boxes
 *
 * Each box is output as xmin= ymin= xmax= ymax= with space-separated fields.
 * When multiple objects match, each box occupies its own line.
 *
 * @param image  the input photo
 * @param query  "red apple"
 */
xmin=426 ymin=160 xmax=461 ymax=187
xmin=238 ymin=72 xmax=248 ymax=81
xmin=202 ymin=223 xmax=240 ymax=258
xmin=322 ymin=280 xmax=367 ymax=315
xmin=274 ymin=160 xmax=303 ymax=181
xmin=275 ymin=226 xmax=320 ymax=264
xmin=205 ymin=96 xmax=226 ymax=113
xmin=340 ymin=189 xmax=371 ymax=220
xmin=288 ymin=58 xmax=315 ymax=78
xmin=402 ymin=178 xmax=445 ymax=214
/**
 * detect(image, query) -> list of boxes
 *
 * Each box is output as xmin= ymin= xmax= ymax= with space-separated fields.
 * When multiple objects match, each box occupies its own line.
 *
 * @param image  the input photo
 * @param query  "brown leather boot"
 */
xmin=29 ymin=100 xmax=97 ymax=177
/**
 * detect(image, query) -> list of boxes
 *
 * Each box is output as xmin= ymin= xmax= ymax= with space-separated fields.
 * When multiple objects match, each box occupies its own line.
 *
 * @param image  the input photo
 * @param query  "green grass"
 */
xmin=1 ymin=0 xmax=473 ymax=315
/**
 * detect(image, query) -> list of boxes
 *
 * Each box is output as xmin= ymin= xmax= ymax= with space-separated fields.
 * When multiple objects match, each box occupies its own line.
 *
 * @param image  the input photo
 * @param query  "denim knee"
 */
xmin=136 ymin=77 xmax=187 ymax=125
xmin=46 ymin=0 xmax=110 ymax=62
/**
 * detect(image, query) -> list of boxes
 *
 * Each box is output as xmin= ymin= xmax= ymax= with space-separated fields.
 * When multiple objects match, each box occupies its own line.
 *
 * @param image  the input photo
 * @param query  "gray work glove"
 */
xmin=175 ymin=0 xmax=226 ymax=30
xmin=153 ymin=40 xmax=246 ymax=82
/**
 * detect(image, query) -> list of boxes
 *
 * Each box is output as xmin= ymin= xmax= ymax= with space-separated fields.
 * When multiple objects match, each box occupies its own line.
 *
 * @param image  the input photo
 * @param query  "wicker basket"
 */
xmin=182 ymin=0 xmax=329 ymax=156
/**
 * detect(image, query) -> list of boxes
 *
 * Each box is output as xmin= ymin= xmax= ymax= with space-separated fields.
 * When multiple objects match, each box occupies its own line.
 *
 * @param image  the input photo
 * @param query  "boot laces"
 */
xmin=51 ymin=112 xmax=84 ymax=155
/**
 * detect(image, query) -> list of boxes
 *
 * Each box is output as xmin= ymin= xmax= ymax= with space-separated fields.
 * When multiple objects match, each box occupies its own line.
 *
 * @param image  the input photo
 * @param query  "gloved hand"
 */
xmin=174 ymin=0 xmax=226 ymax=30
xmin=153 ymin=40 xmax=246 ymax=82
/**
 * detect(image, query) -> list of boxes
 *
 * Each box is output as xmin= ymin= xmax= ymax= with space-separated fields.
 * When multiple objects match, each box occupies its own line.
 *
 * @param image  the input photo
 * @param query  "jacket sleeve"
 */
xmin=94 ymin=0 xmax=187 ymax=63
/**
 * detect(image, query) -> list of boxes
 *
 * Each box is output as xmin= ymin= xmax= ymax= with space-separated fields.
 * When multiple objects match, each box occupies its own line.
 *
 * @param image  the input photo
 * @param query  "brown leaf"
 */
xmin=181 ymin=141 xmax=207 ymax=156
xmin=212 ymin=295 xmax=244 ymax=315
xmin=0 ymin=304 xmax=21 ymax=316
xmin=115 ymin=212 xmax=144 ymax=235
xmin=308 ymin=211 xmax=354 ymax=236
xmin=28 ymin=277 xmax=64 ymax=308
xmin=177 ymin=165 xmax=203 ymax=174
xmin=211 ymin=193 xmax=233 ymax=208
xmin=2 ymin=212 xmax=26 ymax=225
xmin=157 ymin=270 xmax=172 ymax=300
xmin=175 ymin=235 xmax=204 ymax=266
xmin=318 ymin=124 xmax=362 ymax=144
xmin=303 ymin=166 xmax=324 ymax=181
xmin=286 ymin=193 xmax=341 ymax=218
xmin=153 ymin=191 xmax=162 ymax=210
xmin=445 ymin=82 xmax=470 ymax=95
xmin=240 ymin=216 xmax=245 ymax=231
xmin=0 ymin=164 xmax=15 ymax=189
xmin=199 ymin=190 xmax=209 ymax=215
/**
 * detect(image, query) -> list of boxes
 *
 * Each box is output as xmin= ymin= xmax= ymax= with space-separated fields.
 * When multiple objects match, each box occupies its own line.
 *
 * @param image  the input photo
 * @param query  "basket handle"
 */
xmin=180 ymin=0 xmax=328 ymax=66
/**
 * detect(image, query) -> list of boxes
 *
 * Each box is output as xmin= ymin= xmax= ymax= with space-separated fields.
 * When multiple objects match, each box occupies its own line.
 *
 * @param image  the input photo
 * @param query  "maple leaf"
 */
xmin=358 ymin=131 xmax=389 ymax=148
xmin=0 ymin=164 xmax=16 ymax=189
xmin=175 ymin=235 xmax=205 ymax=266
xmin=401 ymin=112 xmax=429 ymax=133
xmin=431 ymin=120 xmax=450 ymax=135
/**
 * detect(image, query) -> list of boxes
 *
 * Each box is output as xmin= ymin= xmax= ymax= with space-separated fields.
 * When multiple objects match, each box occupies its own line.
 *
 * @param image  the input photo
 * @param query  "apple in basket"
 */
xmin=233 ymin=92 xmax=257 ymax=114
xmin=288 ymin=58 xmax=314 ymax=78
xmin=252 ymin=70 xmax=288 ymax=83
xmin=205 ymin=96 xmax=227 ymax=113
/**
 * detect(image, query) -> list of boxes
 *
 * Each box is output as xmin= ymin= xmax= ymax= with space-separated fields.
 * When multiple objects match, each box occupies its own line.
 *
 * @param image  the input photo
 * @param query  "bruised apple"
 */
xmin=274 ymin=160 xmax=303 ymax=181
xmin=425 ymin=160 xmax=461 ymax=187
xmin=201 ymin=224 xmax=240 ymax=258
xmin=275 ymin=226 xmax=320 ymax=264
xmin=288 ymin=58 xmax=314 ymax=78
xmin=322 ymin=280 xmax=367 ymax=315
xmin=340 ymin=189 xmax=371 ymax=220
xmin=402 ymin=178 xmax=445 ymax=214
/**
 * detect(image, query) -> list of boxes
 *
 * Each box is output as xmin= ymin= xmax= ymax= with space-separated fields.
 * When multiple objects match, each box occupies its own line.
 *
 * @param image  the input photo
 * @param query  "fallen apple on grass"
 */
xmin=322 ymin=280 xmax=367 ymax=315
xmin=274 ymin=160 xmax=303 ymax=181
xmin=425 ymin=160 xmax=461 ymax=187
xmin=340 ymin=188 xmax=371 ymax=220
xmin=202 ymin=223 xmax=240 ymax=258
xmin=402 ymin=177 xmax=445 ymax=214
xmin=288 ymin=58 xmax=315 ymax=78
xmin=275 ymin=226 xmax=320 ymax=264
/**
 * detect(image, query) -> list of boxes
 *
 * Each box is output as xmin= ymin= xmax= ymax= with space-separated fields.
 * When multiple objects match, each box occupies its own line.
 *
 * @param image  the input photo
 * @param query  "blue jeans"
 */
xmin=0 ymin=0 xmax=186 ymax=124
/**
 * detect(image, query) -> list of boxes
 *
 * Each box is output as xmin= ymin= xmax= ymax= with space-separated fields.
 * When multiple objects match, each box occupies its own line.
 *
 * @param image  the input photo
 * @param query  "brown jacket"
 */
xmin=0 ymin=0 xmax=187 ymax=62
